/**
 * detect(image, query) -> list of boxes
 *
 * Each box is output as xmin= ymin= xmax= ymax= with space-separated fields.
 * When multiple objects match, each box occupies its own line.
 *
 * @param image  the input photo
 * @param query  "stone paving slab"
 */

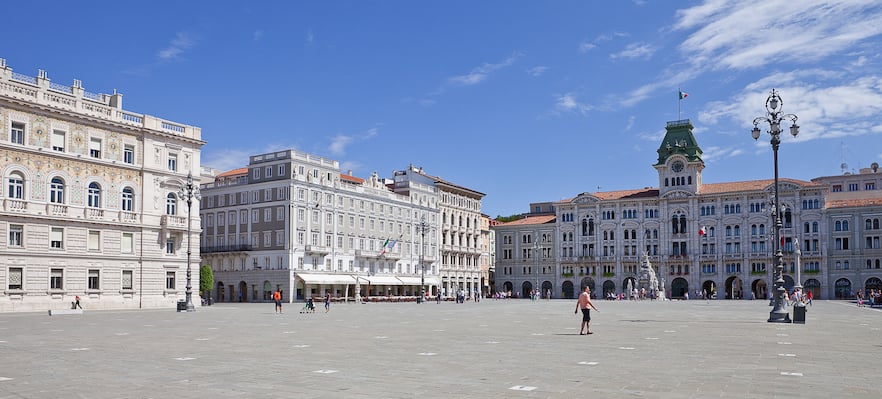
xmin=0 ymin=299 xmax=879 ymax=398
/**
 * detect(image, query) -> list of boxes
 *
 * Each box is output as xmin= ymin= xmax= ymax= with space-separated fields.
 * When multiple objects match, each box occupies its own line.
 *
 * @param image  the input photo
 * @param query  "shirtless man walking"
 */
xmin=575 ymin=286 xmax=599 ymax=335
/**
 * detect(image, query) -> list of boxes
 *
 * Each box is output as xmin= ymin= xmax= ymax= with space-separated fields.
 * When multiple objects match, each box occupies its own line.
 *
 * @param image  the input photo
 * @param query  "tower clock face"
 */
xmin=671 ymin=160 xmax=684 ymax=173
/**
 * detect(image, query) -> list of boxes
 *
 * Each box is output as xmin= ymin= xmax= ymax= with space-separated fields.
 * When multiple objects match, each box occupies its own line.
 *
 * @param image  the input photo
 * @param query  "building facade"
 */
xmin=0 ymin=59 xmax=204 ymax=312
xmin=391 ymin=166 xmax=486 ymax=298
xmin=199 ymin=151 xmax=448 ymax=303
xmin=492 ymin=119 xmax=880 ymax=301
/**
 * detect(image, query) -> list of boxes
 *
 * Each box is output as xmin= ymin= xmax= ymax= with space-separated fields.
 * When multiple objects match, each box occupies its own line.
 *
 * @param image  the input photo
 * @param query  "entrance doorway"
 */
xmin=671 ymin=278 xmax=688 ymax=298
xmin=562 ymin=281 xmax=574 ymax=299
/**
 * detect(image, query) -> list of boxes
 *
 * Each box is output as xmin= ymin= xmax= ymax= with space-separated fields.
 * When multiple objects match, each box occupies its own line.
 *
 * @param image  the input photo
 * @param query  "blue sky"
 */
xmin=3 ymin=1 xmax=882 ymax=217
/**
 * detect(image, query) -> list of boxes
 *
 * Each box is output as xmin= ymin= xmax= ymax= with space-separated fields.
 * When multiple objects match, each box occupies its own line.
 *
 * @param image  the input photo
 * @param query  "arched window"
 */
xmin=734 ymin=225 xmax=740 ymax=236
xmin=688 ymin=176 xmax=692 ymax=185
xmin=812 ymin=222 xmax=818 ymax=232
xmin=835 ymin=221 xmax=842 ymax=231
xmin=87 ymin=182 xmax=101 ymax=208
xmin=588 ymin=218 xmax=595 ymax=236
xmin=603 ymin=231 xmax=608 ymax=240
xmin=582 ymin=219 xmax=588 ymax=236
xmin=121 ymin=187 xmax=134 ymax=211
xmin=672 ymin=216 xmax=679 ymax=234
xmin=843 ymin=220 xmax=849 ymax=231
xmin=875 ymin=219 xmax=881 ymax=230
xmin=49 ymin=177 xmax=65 ymax=204
xmin=867 ymin=219 xmax=873 ymax=230
xmin=7 ymin=171 xmax=24 ymax=199
xmin=166 ymin=193 xmax=177 ymax=215
xmin=679 ymin=215 xmax=687 ymax=233
xmin=759 ymin=224 xmax=766 ymax=235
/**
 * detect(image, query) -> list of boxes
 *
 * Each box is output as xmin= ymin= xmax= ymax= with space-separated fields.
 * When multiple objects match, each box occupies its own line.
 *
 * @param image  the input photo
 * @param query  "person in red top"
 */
xmin=574 ymin=286 xmax=599 ymax=335
xmin=273 ymin=289 xmax=282 ymax=314
xmin=806 ymin=290 xmax=813 ymax=306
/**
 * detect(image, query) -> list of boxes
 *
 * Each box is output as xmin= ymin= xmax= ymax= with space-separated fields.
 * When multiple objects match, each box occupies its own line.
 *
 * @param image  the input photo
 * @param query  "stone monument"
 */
xmin=637 ymin=252 xmax=665 ymax=300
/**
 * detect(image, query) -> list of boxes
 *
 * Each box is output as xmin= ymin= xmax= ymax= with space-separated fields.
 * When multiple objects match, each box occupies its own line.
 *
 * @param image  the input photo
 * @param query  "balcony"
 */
xmin=3 ymin=199 xmax=27 ymax=212
xmin=355 ymin=249 xmax=380 ymax=258
xmin=305 ymin=245 xmax=331 ymax=255
xmin=84 ymin=207 xmax=105 ymax=220
xmin=118 ymin=211 xmax=139 ymax=223
xmin=161 ymin=214 xmax=187 ymax=230
xmin=46 ymin=204 xmax=68 ymax=216
xmin=201 ymin=244 xmax=252 ymax=254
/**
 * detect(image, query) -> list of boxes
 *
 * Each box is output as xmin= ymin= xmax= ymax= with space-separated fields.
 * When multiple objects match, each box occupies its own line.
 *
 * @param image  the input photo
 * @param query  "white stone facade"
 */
xmin=0 ymin=59 xmax=204 ymax=312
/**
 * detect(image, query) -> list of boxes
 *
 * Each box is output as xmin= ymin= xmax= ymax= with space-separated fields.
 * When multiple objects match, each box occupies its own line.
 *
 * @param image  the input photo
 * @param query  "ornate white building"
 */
xmin=199 ymin=152 xmax=447 ymax=302
xmin=0 ymin=59 xmax=204 ymax=312
xmin=492 ymin=119 xmax=880 ymax=300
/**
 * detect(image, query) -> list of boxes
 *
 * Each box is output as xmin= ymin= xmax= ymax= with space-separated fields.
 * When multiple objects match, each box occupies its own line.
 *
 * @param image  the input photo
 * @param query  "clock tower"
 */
xmin=654 ymin=119 xmax=704 ymax=197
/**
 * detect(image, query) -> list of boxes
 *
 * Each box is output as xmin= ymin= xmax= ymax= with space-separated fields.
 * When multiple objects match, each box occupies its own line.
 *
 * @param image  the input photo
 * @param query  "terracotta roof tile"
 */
xmin=495 ymin=215 xmax=556 ymax=226
xmin=216 ymin=167 xmax=247 ymax=178
xmin=340 ymin=174 xmax=364 ymax=184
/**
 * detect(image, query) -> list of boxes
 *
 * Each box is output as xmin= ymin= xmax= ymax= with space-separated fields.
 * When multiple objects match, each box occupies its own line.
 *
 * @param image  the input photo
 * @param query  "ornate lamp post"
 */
xmin=415 ymin=214 xmax=434 ymax=303
xmin=179 ymin=172 xmax=201 ymax=312
xmin=533 ymin=240 xmax=540 ymax=299
xmin=751 ymin=89 xmax=799 ymax=323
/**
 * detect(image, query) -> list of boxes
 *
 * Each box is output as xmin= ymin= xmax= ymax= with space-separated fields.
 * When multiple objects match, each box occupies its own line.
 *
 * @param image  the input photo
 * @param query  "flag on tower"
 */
xmin=698 ymin=226 xmax=706 ymax=237
xmin=679 ymin=90 xmax=689 ymax=100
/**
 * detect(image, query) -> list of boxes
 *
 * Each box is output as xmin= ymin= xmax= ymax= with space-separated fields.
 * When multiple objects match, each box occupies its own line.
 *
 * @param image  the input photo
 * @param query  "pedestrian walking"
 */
xmin=574 ymin=286 xmax=599 ymax=335
xmin=74 ymin=295 xmax=83 ymax=309
xmin=806 ymin=290 xmax=813 ymax=306
xmin=273 ymin=289 xmax=282 ymax=314
xmin=324 ymin=292 xmax=331 ymax=313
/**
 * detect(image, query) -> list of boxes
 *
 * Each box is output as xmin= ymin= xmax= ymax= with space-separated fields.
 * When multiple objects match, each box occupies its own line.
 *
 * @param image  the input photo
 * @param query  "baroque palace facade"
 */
xmin=0 ymin=59 xmax=204 ymax=311
xmin=199 ymin=152 xmax=487 ymax=303
xmin=493 ymin=119 xmax=882 ymax=300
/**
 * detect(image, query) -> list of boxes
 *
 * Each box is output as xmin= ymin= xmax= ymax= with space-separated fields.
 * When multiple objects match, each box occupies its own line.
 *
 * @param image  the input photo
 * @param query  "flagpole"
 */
xmin=678 ymin=87 xmax=681 ymax=120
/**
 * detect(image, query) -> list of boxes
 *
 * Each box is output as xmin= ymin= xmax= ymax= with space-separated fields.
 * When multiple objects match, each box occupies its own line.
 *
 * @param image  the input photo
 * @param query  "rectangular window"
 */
xmin=265 ymin=166 xmax=272 ymax=178
xmin=88 ymin=230 xmax=100 ymax=251
xmin=8 ymin=224 xmax=23 ymax=247
xmin=88 ymin=269 xmax=100 ymax=290
xmin=252 ymin=168 xmax=260 ymax=179
xmin=50 ymin=227 xmax=64 ymax=249
xmin=166 ymin=271 xmax=176 ymax=290
xmin=276 ymin=207 xmax=284 ymax=221
xmin=89 ymin=138 xmax=102 ymax=158
xmin=168 ymin=153 xmax=178 ymax=172
xmin=166 ymin=238 xmax=175 ymax=254
xmin=123 ymin=144 xmax=135 ymax=164
xmin=50 ymin=268 xmax=63 ymax=290
xmin=832 ymin=185 xmax=842 ymax=192
xmin=10 ymin=122 xmax=24 ymax=145
xmin=264 ymin=208 xmax=271 ymax=222
xmin=8 ymin=267 xmax=23 ymax=290
xmin=121 ymin=270 xmax=133 ymax=290
xmin=278 ymin=164 xmax=285 ymax=176
xmin=867 ymin=182 xmax=876 ymax=190
xmin=51 ymin=130 xmax=65 ymax=151
xmin=122 ymin=233 xmax=134 ymax=253
xmin=848 ymin=183 xmax=859 ymax=191
xmin=276 ymin=231 xmax=284 ymax=246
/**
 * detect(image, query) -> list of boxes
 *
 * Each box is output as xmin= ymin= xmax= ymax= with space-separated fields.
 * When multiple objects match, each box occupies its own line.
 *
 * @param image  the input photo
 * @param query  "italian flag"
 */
xmin=698 ymin=226 xmax=706 ymax=236
xmin=679 ymin=91 xmax=689 ymax=100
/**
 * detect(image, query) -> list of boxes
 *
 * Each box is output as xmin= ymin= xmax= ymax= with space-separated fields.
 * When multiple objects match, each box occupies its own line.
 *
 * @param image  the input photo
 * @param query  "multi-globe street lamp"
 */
xmin=178 ymin=172 xmax=201 ymax=312
xmin=415 ymin=214 xmax=434 ymax=303
xmin=751 ymin=89 xmax=799 ymax=323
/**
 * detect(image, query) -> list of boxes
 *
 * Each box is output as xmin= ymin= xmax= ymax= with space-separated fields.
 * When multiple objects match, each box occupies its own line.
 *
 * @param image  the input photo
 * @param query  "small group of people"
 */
xmin=786 ymin=288 xmax=813 ymax=307
xmin=273 ymin=289 xmax=332 ymax=314
xmin=856 ymin=289 xmax=879 ymax=307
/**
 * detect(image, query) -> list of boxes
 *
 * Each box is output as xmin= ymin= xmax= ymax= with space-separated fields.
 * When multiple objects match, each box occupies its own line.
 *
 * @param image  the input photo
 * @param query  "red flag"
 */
xmin=698 ymin=226 xmax=706 ymax=236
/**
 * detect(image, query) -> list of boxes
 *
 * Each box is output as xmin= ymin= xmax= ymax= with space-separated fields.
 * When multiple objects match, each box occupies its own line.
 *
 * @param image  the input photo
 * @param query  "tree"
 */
xmin=199 ymin=265 xmax=214 ymax=297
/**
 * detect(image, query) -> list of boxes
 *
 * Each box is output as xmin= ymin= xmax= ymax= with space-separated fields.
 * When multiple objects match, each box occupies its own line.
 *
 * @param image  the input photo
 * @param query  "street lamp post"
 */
xmin=533 ymin=241 xmax=540 ymax=300
xmin=179 ymin=172 xmax=201 ymax=312
xmin=415 ymin=215 xmax=433 ymax=304
xmin=752 ymin=88 xmax=799 ymax=323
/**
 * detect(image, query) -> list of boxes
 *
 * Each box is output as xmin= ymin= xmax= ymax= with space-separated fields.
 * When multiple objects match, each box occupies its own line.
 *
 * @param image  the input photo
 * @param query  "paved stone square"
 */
xmin=0 ymin=299 xmax=879 ymax=398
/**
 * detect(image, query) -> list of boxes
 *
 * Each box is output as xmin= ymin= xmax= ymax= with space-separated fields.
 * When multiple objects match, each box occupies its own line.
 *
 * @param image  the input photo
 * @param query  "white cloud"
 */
xmin=625 ymin=116 xmax=636 ymax=131
xmin=700 ymin=145 xmax=744 ymax=163
xmin=528 ymin=66 xmax=548 ymax=77
xmin=555 ymin=93 xmax=592 ymax=115
xmin=157 ymin=32 xmax=196 ymax=60
xmin=610 ymin=42 xmax=655 ymax=60
xmin=675 ymin=1 xmax=882 ymax=71
xmin=202 ymin=148 xmax=255 ymax=172
xmin=578 ymin=41 xmax=596 ymax=53
xmin=306 ymin=29 xmax=315 ymax=46
xmin=253 ymin=30 xmax=264 ymax=41
xmin=579 ymin=31 xmax=628 ymax=53
xmin=448 ymin=53 xmax=522 ymax=86
xmin=698 ymin=71 xmax=882 ymax=143
xmin=328 ymin=128 xmax=379 ymax=156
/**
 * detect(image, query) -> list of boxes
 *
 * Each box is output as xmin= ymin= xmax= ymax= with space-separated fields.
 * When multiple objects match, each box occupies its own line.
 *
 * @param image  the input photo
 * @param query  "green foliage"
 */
xmin=199 ymin=265 xmax=214 ymax=295
xmin=494 ymin=214 xmax=525 ymax=223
